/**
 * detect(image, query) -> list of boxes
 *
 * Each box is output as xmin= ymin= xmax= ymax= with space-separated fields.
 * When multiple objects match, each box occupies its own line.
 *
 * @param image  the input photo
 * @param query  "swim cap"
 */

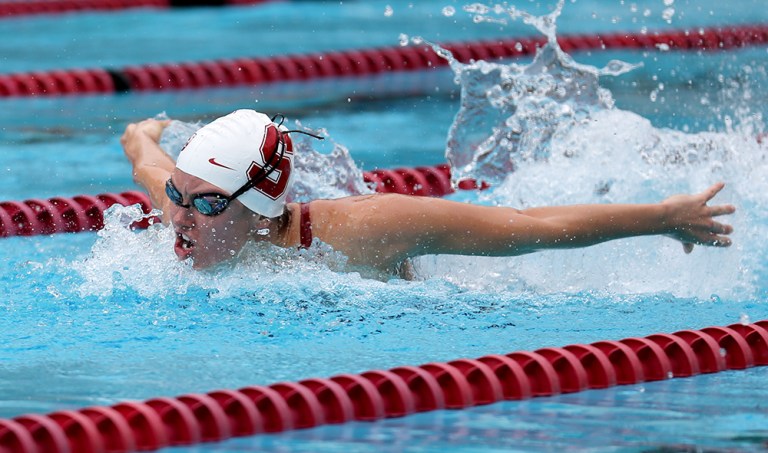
xmin=176 ymin=109 xmax=294 ymax=218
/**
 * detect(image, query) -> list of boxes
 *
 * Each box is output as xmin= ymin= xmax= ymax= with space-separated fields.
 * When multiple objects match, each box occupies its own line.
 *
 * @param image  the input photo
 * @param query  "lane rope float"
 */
xmin=0 ymin=164 xmax=481 ymax=238
xmin=0 ymin=319 xmax=765 ymax=452
xmin=1 ymin=24 xmax=766 ymax=97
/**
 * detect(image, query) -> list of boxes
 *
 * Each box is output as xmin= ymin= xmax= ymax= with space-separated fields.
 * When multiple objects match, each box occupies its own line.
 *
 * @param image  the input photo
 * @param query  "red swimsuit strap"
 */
xmin=299 ymin=203 xmax=313 ymax=248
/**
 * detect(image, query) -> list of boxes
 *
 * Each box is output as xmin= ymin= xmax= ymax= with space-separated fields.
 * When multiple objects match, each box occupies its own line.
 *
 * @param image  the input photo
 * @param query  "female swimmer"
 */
xmin=121 ymin=109 xmax=735 ymax=274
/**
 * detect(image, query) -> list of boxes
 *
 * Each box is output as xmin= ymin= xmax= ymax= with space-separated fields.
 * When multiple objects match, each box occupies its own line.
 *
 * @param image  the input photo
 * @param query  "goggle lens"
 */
xmin=166 ymin=179 xmax=231 ymax=217
xmin=193 ymin=196 xmax=229 ymax=216
xmin=165 ymin=179 xmax=185 ymax=206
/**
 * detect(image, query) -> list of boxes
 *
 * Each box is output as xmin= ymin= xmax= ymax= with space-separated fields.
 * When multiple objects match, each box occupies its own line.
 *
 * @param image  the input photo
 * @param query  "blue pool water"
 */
xmin=1 ymin=0 xmax=767 ymax=451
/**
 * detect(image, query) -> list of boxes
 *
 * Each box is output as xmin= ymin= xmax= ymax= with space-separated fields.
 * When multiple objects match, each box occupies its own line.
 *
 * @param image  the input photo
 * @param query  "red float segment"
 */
xmin=206 ymin=390 xmax=263 ymax=437
xmin=363 ymin=164 xmax=455 ymax=197
xmin=475 ymin=354 xmax=533 ymax=399
xmin=13 ymin=415 xmax=70 ymax=453
xmin=47 ymin=411 xmax=104 ymax=453
xmin=671 ymin=329 xmax=727 ymax=373
xmin=727 ymin=323 xmax=768 ymax=365
xmin=389 ymin=366 xmax=446 ymax=412
xmin=268 ymin=382 xmax=326 ymax=429
xmin=418 ymin=362 xmax=474 ymax=409
xmin=175 ymin=395 xmax=231 ymax=443
xmin=590 ymin=341 xmax=645 ymax=385
xmin=534 ymin=347 xmax=590 ymax=393
xmin=1 ymin=321 xmax=767 ymax=453
xmin=505 ymin=351 xmax=561 ymax=397
xmin=3 ymin=25 xmax=767 ymax=98
xmin=110 ymin=402 xmax=169 ymax=451
xmin=296 ymin=379 xmax=355 ymax=424
xmin=645 ymin=333 xmax=700 ymax=377
xmin=143 ymin=397 xmax=201 ymax=446
xmin=618 ymin=338 xmax=673 ymax=381
xmin=358 ymin=370 xmax=416 ymax=417
xmin=79 ymin=406 xmax=136 ymax=453
xmin=700 ymin=326 xmax=755 ymax=369
xmin=0 ymin=420 xmax=37 ymax=453
xmin=237 ymin=386 xmax=294 ymax=433
xmin=561 ymin=344 xmax=617 ymax=389
xmin=327 ymin=374 xmax=386 ymax=422
xmin=447 ymin=359 xmax=504 ymax=405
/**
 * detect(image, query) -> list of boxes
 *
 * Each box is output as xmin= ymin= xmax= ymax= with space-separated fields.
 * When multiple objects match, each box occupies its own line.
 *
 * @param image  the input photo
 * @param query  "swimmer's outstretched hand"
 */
xmin=661 ymin=182 xmax=736 ymax=254
xmin=120 ymin=119 xmax=176 ymax=214
xmin=121 ymin=119 xmax=172 ymax=165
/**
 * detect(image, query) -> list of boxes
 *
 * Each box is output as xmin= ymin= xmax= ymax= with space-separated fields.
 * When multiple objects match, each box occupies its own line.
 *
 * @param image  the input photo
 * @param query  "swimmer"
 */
xmin=121 ymin=109 xmax=735 ymax=274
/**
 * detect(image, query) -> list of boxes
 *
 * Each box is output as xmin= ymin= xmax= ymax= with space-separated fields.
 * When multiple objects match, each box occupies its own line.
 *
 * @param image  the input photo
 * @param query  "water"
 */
xmin=1 ymin=0 xmax=767 ymax=451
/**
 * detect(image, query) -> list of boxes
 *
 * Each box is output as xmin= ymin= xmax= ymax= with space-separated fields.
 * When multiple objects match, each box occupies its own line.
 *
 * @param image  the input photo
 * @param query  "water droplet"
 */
xmin=442 ymin=6 xmax=455 ymax=17
xmin=662 ymin=7 xmax=675 ymax=22
xmin=384 ymin=5 xmax=393 ymax=17
xmin=399 ymin=33 xmax=409 ymax=46
xmin=739 ymin=313 xmax=751 ymax=325
xmin=257 ymin=228 xmax=270 ymax=236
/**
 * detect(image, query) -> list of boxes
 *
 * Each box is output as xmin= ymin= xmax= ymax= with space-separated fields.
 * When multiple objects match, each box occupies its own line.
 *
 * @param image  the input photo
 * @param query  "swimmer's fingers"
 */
xmin=129 ymin=119 xmax=172 ymax=143
xmin=708 ymin=203 xmax=736 ymax=217
xmin=689 ymin=231 xmax=733 ymax=249
xmin=680 ymin=234 xmax=731 ymax=254
xmin=708 ymin=220 xmax=733 ymax=235
xmin=673 ymin=219 xmax=734 ymax=253
xmin=701 ymin=182 xmax=726 ymax=202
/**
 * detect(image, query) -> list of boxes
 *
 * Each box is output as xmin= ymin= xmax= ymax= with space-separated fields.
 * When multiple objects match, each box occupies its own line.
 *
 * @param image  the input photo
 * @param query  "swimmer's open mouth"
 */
xmin=174 ymin=232 xmax=195 ymax=259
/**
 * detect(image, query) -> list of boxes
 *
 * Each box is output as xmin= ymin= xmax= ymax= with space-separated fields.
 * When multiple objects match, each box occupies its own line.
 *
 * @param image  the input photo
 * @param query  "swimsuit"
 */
xmin=299 ymin=203 xmax=313 ymax=248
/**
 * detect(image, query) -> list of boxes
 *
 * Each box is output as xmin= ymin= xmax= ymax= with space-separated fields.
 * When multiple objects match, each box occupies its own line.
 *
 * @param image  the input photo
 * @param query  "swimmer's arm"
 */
xmin=121 ymin=119 xmax=174 ymax=223
xmin=385 ymin=183 xmax=734 ymax=259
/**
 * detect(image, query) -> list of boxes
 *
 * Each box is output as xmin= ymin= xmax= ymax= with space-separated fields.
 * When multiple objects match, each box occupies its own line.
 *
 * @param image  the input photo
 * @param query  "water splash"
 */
xmin=442 ymin=1 xmax=640 ymax=185
xmin=71 ymin=203 xmax=352 ymax=299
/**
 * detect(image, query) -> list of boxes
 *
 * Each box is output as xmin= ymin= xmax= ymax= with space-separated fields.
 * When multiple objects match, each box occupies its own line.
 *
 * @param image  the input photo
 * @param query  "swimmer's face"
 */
xmin=167 ymin=169 xmax=258 ymax=269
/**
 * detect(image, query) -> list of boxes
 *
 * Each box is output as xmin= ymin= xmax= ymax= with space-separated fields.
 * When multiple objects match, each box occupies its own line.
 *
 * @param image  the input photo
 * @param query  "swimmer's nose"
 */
xmin=170 ymin=203 xmax=194 ymax=228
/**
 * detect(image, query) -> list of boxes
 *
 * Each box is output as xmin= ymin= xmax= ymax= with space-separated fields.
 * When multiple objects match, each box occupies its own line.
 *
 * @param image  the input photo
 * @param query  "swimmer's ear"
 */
xmin=683 ymin=242 xmax=694 ymax=254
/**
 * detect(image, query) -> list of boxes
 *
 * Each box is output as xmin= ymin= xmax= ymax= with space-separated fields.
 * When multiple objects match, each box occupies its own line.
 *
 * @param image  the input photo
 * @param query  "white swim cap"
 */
xmin=176 ymin=109 xmax=294 ymax=218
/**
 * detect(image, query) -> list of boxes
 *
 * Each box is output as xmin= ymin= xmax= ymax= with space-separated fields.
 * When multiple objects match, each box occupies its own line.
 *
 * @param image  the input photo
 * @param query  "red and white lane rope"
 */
xmin=0 ymin=164 xmax=475 ymax=238
xmin=0 ymin=0 xmax=274 ymax=18
xmin=0 ymin=319 xmax=765 ymax=452
xmin=1 ymin=24 xmax=766 ymax=97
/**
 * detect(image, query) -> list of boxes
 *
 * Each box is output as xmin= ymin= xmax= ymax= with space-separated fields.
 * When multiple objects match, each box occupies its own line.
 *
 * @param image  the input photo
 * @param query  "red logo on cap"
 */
xmin=246 ymin=124 xmax=293 ymax=200
xmin=208 ymin=158 xmax=234 ymax=170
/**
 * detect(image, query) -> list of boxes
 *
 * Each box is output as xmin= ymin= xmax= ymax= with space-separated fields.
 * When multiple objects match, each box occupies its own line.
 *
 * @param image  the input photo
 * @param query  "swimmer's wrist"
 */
xmin=656 ymin=202 xmax=676 ymax=235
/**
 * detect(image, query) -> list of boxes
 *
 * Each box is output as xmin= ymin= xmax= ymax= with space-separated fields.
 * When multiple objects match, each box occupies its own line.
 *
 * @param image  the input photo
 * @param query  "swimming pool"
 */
xmin=1 ymin=0 xmax=767 ymax=451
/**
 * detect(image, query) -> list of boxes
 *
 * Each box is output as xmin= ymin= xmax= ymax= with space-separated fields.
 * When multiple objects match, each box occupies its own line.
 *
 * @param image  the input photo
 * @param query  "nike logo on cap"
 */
xmin=208 ymin=158 xmax=234 ymax=170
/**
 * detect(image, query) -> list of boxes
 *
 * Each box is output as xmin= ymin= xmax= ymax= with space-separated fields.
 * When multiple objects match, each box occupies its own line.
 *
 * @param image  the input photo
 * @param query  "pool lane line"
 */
xmin=0 ymin=164 xmax=483 ymax=238
xmin=0 ymin=191 xmax=157 ymax=238
xmin=1 ymin=24 xmax=766 ymax=98
xmin=0 ymin=320 xmax=765 ymax=452
xmin=0 ymin=0 xmax=275 ymax=18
